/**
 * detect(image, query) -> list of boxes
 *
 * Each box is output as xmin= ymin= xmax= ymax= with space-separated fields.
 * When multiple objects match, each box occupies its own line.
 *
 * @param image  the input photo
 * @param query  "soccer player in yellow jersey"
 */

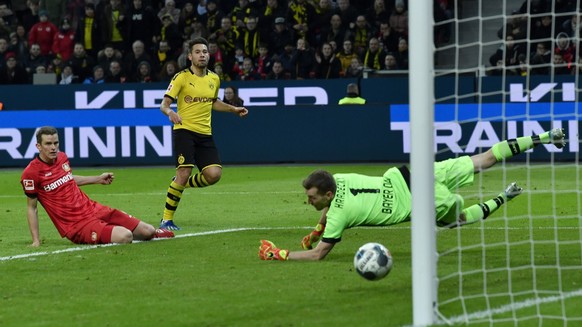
xmin=159 ymin=37 xmax=248 ymax=230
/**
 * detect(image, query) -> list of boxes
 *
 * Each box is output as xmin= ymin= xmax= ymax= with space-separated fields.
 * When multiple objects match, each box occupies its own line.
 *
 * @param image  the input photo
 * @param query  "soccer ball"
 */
xmin=353 ymin=242 xmax=393 ymax=281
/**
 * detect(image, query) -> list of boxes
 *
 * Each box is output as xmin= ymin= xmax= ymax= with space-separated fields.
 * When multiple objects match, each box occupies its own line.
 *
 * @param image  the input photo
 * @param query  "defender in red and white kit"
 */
xmin=21 ymin=126 xmax=174 ymax=247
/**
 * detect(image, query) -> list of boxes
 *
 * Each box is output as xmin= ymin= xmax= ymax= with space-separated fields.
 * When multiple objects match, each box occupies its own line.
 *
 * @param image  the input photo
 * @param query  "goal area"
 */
xmin=410 ymin=0 xmax=582 ymax=325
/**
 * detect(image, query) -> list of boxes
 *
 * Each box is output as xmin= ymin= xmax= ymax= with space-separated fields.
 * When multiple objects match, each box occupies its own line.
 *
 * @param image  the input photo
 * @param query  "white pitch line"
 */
xmin=0 ymin=227 xmax=309 ymax=262
xmin=438 ymin=289 xmax=582 ymax=325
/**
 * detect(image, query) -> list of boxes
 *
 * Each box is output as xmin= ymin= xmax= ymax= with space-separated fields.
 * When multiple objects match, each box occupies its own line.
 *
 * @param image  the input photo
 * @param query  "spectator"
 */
xmin=0 ymin=51 xmax=28 ymax=84
xmin=552 ymin=52 xmax=571 ymax=75
xmin=287 ymin=0 xmax=316 ymax=44
xmin=351 ymin=15 xmax=373 ymax=55
xmin=20 ymin=0 xmax=40 ymax=32
xmin=269 ymin=17 xmax=294 ymax=56
xmin=58 ymin=63 xmax=76 ymax=84
xmin=497 ymin=12 xmax=527 ymax=41
xmin=131 ymin=60 xmax=157 ymax=82
xmin=66 ymin=42 xmax=96 ymax=83
xmin=101 ymin=0 xmax=127 ymax=53
xmin=223 ymin=86 xmax=244 ymax=106
xmin=83 ymin=64 xmax=106 ymax=84
xmin=178 ymin=1 xmax=198 ymax=36
xmin=232 ymin=0 xmax=258 ymax=29
xmin=0 ymin=36 xmax=8 ymax=68
xmin=46 ymin=55 xmax=62 ymax=77
xmin=207 ymin=38 xmax=222 ymax=68
xmin=156 ymin=13 xmax=182 ymax=56
xmin=52 ymin=17 xmax=75 ymax=62
xmin=176 ymin=40 xmax=190 ymax=69
xmin=123 ymin=40 xmax=154 ymax=79
xmin=531 ymin=41 xmax=551 ymax=65
xmin=21 ymin=43 xmax=47 ymax=79
xmin=516 ymin=53 xmax=528 ymax=76
xmin=234 ymin=56 xmax=261 ymax=81
xmin=343 ymin=56 xmax=363 ymax=78
xmin=125 ymin=0 xmax=159 ymax=56
xmin=39 ymin=0 xmax=66 ymax=27
xmin=278 ymin=42 xmax=295 ymax=74
xmin=0 ymin=2 xmax=19 ymax=31
xmin=320 ymin=14 xmax=347 ymax=50
xmin=104 ymin=59 xmax=127 ymax=83
xmin=157 ymin=0 xmax=180 ymax=25
xmin=153 ymin=39 xmax=174 ymax=69
xmin=361 ymin=37 xmax=386 ymax=70
xmin=531 ymin=15 xmax=553 ymax=43
xmin=338 ymin=83 xmax=366 ymax=105
xmin=310 ymin=0 xmax=335 ymax=45
xmin=255 ymin=42 xmax=271 ymax=76
xmin=560 ymin=14 xmax=580 ymax=39
xmin=488 ymin=35 xmax=524 ymax=70
xmin=211 ymin=16 xmax=239 ymax=71
xmin=396 ymin=36 xmax=409 ymax=69
xmin=378 ymin=20 xmax=399 ymax=54
xmin=389 ymin=0 xmax=408 ymax=38
xmin=200 ymin=0 xmax=223 ymax=36
xmin=313 ymin=42 xmax=341 ymax=79
xmin=97 ymin=44 xmax=123 ymax=69
xmin=8 ymin=29 xmax=28 ymax=63
xmin=28 ymin=10 xmax=58 ymax=57
xmin=290 ymin=37 xmax=315 ymax=79
xmin=258 ymin=0 xmax=287 ymax=37
xmin=336 ymin=39 xmax=357 ymax=75
xmin=238 ymin=15 xmax=263 ymax=59
xmin=384 ymin=51 xmax=400 ymax=70
xmin=213 ymin=61 xmax=231 ymax=81
xmin=265 ymin=59 xmax=287 ymax=79
xmin=334 ymin=0 xmax=358 ymax=31
xmin=188 ymin=17 xmax=208 ymax=41
xmin=75 ymin=2 xmax=101 ymax=60
xmin=366 ymin=0 xmax=390 ymax=33
xmin=158 ymin=58 xmax=178 ymax=82
xmin=554 ymin=32 xmax=576 ymax=64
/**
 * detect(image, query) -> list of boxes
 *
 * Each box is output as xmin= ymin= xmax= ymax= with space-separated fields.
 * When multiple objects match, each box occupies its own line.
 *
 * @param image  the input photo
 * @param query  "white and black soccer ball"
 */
xmin=353 ymin=242 xmax=393 ymax=281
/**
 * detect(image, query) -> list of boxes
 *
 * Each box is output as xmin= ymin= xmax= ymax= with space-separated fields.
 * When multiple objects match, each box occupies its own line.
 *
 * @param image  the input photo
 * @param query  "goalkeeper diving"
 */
xmin=259 ymin=128 xmax=567 ymax=261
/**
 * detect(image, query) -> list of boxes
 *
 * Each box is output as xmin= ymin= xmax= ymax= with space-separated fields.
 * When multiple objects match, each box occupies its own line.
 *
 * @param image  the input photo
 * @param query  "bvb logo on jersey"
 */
xmin=62 ymin=163 xmax=70 ymax=172
xmin=178 ymin=154 xmax=185 ymax=165
xmin=209 ymin=83 xmax=215 ymax=90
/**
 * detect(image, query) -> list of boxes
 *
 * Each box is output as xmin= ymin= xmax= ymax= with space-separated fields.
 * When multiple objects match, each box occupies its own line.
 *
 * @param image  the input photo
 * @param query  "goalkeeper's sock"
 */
xmin=183 ymin=173 xmax=210 ymax=189
xmin=163 ymin=181 xmax=185 ymax=220
xmin=462 ymin=192 xmax=507 ymax=224
xmin=491 ymin=134 xmax=546 ymax=161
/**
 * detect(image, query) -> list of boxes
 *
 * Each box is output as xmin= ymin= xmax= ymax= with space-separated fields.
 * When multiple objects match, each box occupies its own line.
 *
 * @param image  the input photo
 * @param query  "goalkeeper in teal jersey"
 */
xmin=259 ymin=128 xmax=567 ymax=261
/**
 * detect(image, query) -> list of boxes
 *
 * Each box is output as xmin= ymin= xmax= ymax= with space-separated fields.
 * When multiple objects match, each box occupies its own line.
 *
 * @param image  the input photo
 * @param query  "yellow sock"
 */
xmin=163 ymin=181 xmax=185 ymax=220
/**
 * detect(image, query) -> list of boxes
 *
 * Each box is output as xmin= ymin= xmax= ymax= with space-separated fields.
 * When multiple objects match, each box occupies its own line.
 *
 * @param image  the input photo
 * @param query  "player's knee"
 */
xmin=203 ymin=169 xmax=222 ymax=185
xmin=111 ymin=228 xmax=134 ymax=244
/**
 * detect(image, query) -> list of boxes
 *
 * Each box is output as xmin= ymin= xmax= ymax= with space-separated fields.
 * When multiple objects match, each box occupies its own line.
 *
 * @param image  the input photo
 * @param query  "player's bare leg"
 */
xmin=110 ymin=226 xmax=134 ymax=243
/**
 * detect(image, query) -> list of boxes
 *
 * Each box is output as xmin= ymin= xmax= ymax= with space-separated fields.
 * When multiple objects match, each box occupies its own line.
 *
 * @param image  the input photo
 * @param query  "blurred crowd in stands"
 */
xmin=0 ymin=0 xmax=456 ymax=84
xmin=488 ymin=0 xmax=581 ymax=76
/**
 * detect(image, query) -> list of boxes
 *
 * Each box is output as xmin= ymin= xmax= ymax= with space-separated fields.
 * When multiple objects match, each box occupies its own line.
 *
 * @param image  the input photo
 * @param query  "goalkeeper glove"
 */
xmin=300 ymin=223 xmax=325 ymax=250
xmin=259 ymin=240 xmax=289 ymax=261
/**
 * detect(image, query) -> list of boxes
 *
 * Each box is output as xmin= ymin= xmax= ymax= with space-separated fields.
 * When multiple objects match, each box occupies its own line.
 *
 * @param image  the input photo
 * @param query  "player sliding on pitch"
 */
xmin=259 ymin=128 xmax=567 ymax=261
xmin=20 ymin=126 xmax=175 ymax=247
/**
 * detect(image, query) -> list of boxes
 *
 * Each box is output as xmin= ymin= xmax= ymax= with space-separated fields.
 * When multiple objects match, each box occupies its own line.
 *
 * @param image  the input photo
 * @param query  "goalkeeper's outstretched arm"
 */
xmin=289 ymin=240 xmax=335 ymax=261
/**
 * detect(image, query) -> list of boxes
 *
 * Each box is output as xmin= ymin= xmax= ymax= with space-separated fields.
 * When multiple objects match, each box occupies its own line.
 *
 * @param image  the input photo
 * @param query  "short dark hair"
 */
xmin=302 ymin=170 xmax=336 ymax=195
xmin=189 ymin=37 xmax=208 ymax=51
xmin=36 ymin=126 xmax=58 ymax=144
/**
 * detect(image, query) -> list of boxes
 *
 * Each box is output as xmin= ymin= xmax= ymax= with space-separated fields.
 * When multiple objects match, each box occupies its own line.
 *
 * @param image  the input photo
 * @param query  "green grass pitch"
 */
xmin=1 ymin=164 xmax=580 ymax=326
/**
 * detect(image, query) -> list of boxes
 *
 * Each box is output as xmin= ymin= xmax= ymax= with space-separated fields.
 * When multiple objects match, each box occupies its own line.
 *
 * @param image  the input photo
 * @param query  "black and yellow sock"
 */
xmin=491 ymin=132 xmax=550 ymax=161
xmin=183 ymin=173 xmax=210 ymax=189
xmin=462 ymin=192 xmax=507 ymax=224
xmin=163 ymin=181 xmax=185 ymax=220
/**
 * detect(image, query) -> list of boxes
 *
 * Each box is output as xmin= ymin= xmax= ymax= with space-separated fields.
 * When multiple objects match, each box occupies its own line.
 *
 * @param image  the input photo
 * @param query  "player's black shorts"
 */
xmin=173 ymin=129 xmax=221 ymax=170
